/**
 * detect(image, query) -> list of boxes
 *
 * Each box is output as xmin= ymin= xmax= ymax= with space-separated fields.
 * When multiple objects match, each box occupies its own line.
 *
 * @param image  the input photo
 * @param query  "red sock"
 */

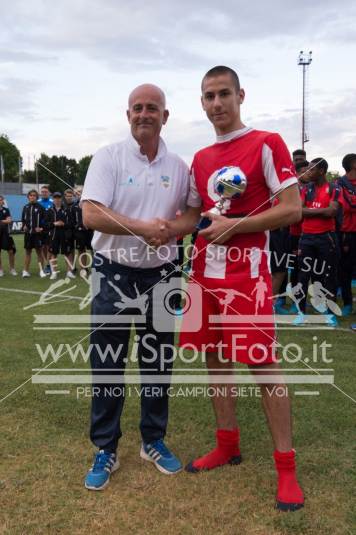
xmin=188 ymin=428 xmax=241 ymax=472
xmin=274 ymin=450 xmax=304 ymax=510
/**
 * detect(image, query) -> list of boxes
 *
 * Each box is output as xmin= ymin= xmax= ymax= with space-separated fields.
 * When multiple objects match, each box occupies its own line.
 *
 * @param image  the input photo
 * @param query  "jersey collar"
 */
xmin=126 ymin=133 xmax=167 ymax=163
xmin=216 ymin=126 xmax=253 ymax=144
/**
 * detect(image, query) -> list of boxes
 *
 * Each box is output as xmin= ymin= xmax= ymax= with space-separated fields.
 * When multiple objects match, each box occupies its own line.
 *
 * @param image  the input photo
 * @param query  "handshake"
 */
xmin=141 ymin=218 xmax=174 ymax=248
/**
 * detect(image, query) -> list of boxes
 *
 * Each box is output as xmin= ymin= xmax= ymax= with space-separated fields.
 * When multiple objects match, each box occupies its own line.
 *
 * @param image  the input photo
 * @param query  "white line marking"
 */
xmin=295 ymin=391 xmax=320 ymax=396
xmin=33 ymin=374 xmax=335 ymax=384
xmin=0 ymin=287 xmax=82 ymax=301
xmin=45 ymin=390 xmax=71 ymax=395
xmin=32 ymin=368 xmax=334 ymax=372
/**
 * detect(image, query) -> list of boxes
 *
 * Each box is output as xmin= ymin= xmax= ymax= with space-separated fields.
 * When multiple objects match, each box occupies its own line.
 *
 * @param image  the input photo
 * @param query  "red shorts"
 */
xmin=179 ymin=271 xmax=277 ymax=365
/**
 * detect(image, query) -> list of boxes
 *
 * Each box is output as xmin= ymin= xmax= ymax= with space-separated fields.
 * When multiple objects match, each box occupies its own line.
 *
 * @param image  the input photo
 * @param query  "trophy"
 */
xmin=197 ymin=166 xmax=247 ymax=230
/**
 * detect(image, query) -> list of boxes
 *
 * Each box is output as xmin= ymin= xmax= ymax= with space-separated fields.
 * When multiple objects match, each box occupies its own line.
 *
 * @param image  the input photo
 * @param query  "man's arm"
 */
xmin=302 ymin=201 xmax=338 ymax=219
xmin=82 ymin=200 xmax=170 ymax=243
xmin=167 ymin=206 xmax=201 ymax=237
xmin=199 ymin=184 xmax=301 ymax=245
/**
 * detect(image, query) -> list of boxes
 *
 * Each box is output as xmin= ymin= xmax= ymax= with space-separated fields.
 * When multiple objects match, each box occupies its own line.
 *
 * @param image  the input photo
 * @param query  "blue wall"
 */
xmin=3 ymin=194 xmax=27 ymax=221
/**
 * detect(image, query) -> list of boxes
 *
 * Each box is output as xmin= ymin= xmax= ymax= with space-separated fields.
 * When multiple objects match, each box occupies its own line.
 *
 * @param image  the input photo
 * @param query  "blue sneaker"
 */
xmin=293 ymin=313 xmax=306 ymax=326
xmin=274 ymin=304 xmax=290 ymax=315
xmin=85 ymin=450 xmax=119 ymax=490
xmin=140 ymin=439 xmax=182 ymax=475
xmin=341 ymin=304 xmax=353 ymax=317
xmin=325 ymin=314 xmax=339 ymax=327
xmin=288 ymin=303 xmax=299 ymax=314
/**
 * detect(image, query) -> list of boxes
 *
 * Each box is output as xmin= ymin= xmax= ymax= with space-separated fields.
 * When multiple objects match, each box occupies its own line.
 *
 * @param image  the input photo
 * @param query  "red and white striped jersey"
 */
xmin=191 ymin=127 xmax=297 ymax=280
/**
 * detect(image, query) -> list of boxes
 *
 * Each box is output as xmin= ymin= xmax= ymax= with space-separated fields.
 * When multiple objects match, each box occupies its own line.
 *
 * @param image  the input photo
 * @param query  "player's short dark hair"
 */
xmin=341 ymin=153 xmax=356 ymax=173
xmin=202 ymin=66 xmax=240 ymax=92
xmin=293 ymin=149 xmax=306 ymax=157
xmin=295 ymin=160 xmax=309 ymax=172
xmin=64 ymin=188 xmax=74 ymax=195
xmin=40 ymin=185 xmax=49 ymax=190
xmin=27 ymin=189 xmax=39 ymax=198
xmin=310 ymin=157 xmax=328 ymax=173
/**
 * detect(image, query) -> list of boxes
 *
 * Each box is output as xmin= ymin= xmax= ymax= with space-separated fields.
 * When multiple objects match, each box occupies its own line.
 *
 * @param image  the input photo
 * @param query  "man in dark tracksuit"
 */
xmin=296 ymin=158 xmax=341 ymax=326
xmin=38 ymin=185 xmax=54 ymax=273
xmin=337 ymin=154 xmax=356 ymax=316
xmin=72 ymin=189 xmax=93 ymax=277
xmin=21 ymin=190 xmax=47 ymax=278
xmin=62 ymin=189 xmax=77 ymax=279
xmin=46 ymin=192 xmax=66 ymax=280
xmin=0 ymin=195 xmax=17 ymax=276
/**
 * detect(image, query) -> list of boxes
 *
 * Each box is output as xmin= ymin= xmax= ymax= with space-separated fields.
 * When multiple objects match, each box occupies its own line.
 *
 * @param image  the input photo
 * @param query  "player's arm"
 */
xmin=21 ymin=206 xmax=27 ymax=231
xmin=56 ymin=210 xmax=65 ymax=227
xmin=1 ymin=209 xmax=11 ymax=224
xmin=45 ymin=209 xmax=54 ymax=229
xmin=166 ymin=206 xmax=201 ymax=237
xmin=199 ymin=184 xmax=301 ymax=244
xmin=82 ymin=200 xmax=170 ymax=243
xmin=35 ymin=205 xmax=45 ymax=232
xmin=302 ymin=201 xmax=339 ymax=218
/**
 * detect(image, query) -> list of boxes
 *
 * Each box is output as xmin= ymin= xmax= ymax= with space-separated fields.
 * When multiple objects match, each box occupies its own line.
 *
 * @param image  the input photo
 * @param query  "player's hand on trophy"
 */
xmin=198 ymin=212 xmax=238 ymax=244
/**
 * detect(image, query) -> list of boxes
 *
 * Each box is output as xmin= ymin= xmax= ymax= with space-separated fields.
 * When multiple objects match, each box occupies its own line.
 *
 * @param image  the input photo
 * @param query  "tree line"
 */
xmin=1 ymin=133 xmax=341 ymax=189
xmin=0 ymin=134 xmax=92 ymax=191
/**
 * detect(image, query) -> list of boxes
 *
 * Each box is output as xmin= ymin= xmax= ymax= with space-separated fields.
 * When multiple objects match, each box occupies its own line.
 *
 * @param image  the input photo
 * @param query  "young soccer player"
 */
xmin=62 ymin=189 xmax=77 ymax=279
xmin=0 ymin=195 xmax=17 ymax=276
xmin=38 ymin=185 xmax=54 ymax=274
xmin=72 ymin=186 xmax=93 ymax=277
xmin=296 ymin=158 xmax=341 ymax=326
xmin=21 ymin=190 xmax=47 ymax=278
xmin=46 ymin=192 xmax=66 ymax=280
xmin=176 ymin=66 xmax=304 ymax=511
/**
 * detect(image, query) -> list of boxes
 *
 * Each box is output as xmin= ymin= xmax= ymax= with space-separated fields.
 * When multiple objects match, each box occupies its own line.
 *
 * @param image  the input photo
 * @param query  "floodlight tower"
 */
xmin=298 ymin=50 xmax=312 ymax=150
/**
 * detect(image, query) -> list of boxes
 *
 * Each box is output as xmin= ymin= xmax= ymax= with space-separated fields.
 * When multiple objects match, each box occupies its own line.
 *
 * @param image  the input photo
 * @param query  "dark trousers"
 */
xmin=297 ymin=232 xmax=338 ymax=313
xmin=89 ymin=254 xmax=175 ymax=453
xmin=289 ymin=234 xmax=300 ymax=289
xmin=339 ymin=232 xmax=356 ymax=306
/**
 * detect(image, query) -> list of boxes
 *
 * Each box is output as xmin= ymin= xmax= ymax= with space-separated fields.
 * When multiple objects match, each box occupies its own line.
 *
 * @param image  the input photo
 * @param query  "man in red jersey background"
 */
xmin=178 ymin=65 xmax=304 ymax=511
xmin=337 ymin=154 xmax=356 ymax=316
xmin=288 ymin=159 xmax=309 ymax=311
xmin=296 ymin=158 xmax=341 ymax=326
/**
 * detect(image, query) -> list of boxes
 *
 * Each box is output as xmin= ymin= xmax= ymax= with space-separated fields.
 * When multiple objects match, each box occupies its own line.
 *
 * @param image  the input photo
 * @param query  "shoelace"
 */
xmin=92 ymin=451 xmax=114 ymax=472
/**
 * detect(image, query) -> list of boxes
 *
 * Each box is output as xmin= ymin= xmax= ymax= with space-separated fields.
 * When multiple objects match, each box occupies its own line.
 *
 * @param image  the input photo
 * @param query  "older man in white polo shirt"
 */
xmin=81 ymin=84 xmax=201 ymax=490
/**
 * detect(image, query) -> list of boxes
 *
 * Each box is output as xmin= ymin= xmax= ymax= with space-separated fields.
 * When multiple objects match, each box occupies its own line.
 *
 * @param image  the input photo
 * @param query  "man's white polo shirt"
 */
xmin=81 ymin=134 xmax=200 ymax=268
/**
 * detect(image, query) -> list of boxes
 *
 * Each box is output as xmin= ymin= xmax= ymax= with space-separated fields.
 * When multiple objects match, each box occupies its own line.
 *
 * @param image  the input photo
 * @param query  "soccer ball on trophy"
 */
xmin=197 ymin=166 xmax=247 ymax=230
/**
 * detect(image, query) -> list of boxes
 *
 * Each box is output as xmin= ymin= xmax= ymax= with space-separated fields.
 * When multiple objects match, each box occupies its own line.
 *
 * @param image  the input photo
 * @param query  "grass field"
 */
xmin=0 ymin=235 xmax=355 ymax=535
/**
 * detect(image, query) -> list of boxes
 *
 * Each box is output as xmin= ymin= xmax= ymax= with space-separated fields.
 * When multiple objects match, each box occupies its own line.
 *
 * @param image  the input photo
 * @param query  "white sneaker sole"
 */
xmin=140 ymin=446 xmax=182 ymax=475
xmin=84 ymin=459 xmax=120 ymax=491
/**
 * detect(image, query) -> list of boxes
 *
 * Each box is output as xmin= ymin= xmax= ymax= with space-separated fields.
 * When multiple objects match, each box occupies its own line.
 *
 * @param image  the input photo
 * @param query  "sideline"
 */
xmin=0 ymin=286 xmax=82 ymax=301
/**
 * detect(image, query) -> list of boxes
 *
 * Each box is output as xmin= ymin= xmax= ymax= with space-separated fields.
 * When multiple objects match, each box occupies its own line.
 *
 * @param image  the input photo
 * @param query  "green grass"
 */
xmin=0 ymin=235 xmax=355 ymax=534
